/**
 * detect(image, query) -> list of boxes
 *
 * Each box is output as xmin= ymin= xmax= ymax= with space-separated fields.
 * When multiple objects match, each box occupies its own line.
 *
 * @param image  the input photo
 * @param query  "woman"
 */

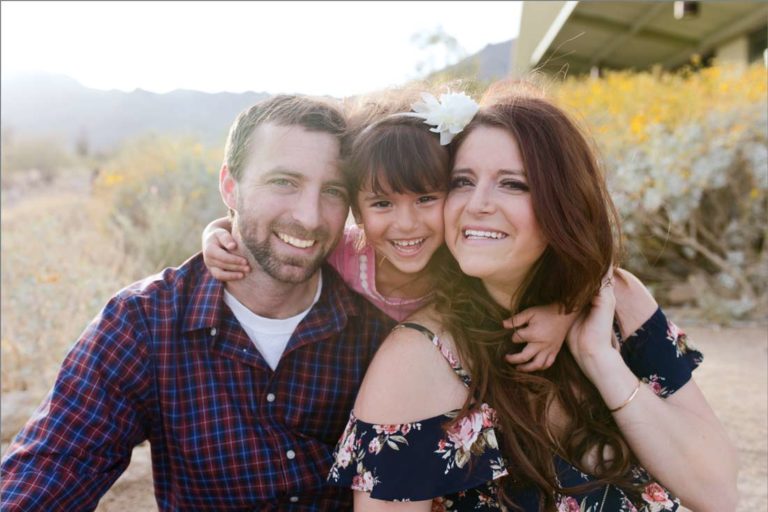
xmin=329 ymin=86 xmax=738 ymax=511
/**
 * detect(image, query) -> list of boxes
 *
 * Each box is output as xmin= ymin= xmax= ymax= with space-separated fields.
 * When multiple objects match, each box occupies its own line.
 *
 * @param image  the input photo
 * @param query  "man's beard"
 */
xmin=239 ymin=219 xmax=331 ymax=284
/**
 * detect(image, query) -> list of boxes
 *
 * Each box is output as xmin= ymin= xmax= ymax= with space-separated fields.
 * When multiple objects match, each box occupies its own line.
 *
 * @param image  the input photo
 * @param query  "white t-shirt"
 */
xmin=223 ymin=275 xmax=322 ymax=370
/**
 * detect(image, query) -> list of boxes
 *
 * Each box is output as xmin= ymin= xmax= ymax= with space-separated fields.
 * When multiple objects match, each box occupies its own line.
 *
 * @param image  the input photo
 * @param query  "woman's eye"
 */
xmin=501 ymin=180 xmax=529 ymax=192
xmin=449 ymin=176 xmax=473 ymax=189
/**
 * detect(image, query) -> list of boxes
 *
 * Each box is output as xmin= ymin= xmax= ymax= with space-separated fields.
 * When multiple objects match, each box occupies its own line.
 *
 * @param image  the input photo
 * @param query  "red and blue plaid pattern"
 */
xmin=1 ymin=253 xmax=393 ymax=511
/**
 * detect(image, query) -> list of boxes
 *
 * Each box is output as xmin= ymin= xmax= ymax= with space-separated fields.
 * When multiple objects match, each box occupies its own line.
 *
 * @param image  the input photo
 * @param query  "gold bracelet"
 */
xmin=609 ymin=379 xmax=641 ymax=413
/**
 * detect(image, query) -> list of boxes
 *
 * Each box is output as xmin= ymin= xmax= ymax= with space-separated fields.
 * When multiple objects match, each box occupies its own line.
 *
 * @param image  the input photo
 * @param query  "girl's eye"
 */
xmin=370 ymin=200 xmax=392 ymax=208
xmin=501 ymin=180 xmax=529 ymax=192
xmin=449 ymin=176 xmax=473 ymax=189
xmin=416 ymin=195 xmax=440 ymax=204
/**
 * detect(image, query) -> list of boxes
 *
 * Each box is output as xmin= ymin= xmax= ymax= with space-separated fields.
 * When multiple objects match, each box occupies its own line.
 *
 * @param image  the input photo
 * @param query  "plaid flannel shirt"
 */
xmin=1 ymin=253 xmax=393 ymax=511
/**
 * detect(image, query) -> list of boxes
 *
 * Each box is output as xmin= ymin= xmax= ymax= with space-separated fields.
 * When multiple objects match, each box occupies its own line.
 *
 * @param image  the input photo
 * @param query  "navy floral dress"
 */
xmin=328 ymin=308 xmax=703 ymax=511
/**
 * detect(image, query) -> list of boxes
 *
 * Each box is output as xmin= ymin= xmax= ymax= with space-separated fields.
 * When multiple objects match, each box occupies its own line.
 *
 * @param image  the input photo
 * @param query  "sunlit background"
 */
xmin=1 ymin=2 xmax=766 ymax=510
xmin=2 ymin=1 xmax=522 ymax=95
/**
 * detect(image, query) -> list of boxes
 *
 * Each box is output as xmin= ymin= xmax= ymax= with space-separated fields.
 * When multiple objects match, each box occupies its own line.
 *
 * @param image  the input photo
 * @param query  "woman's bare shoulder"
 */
xmin=353 ymin=307 xmax=468 ymax=424
xmin=613 ymin=268 xmax=659 ymax=338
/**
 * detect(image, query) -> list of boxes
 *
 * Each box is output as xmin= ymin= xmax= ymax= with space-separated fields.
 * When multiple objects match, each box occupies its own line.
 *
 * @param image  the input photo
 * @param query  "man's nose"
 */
xmin=291 ymin=189 xmax=323 ymax=231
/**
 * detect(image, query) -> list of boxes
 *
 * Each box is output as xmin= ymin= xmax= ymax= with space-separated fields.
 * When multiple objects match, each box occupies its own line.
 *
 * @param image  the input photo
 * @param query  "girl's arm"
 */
xmin=502 ymin=264 xmax=680 ymax=373
xmin=201 ymin=216 xmax=250 ymax=280
xmin=567 ymin=269 xmax=739 ymax=512
xmin=503 ymin=304 xmax=575 ymax=372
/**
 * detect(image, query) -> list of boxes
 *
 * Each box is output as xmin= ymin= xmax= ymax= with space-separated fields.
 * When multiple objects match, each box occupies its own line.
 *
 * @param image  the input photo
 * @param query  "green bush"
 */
xmin=93 ymin=136 xmax=225 ymax=272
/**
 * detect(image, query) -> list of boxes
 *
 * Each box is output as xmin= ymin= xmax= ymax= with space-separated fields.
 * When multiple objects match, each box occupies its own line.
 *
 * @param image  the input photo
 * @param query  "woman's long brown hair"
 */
xmin=434 ymin=90 xmax=631 ymax=511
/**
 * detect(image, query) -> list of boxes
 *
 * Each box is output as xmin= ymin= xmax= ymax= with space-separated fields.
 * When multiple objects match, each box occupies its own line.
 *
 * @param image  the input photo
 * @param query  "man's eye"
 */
xmin=271 ymin=178 xmax=294 ymax=187
xmin=449 ymin=176 xmax=473 ymax=189
xmin=324 ymin=187 xmax=347 ymax=199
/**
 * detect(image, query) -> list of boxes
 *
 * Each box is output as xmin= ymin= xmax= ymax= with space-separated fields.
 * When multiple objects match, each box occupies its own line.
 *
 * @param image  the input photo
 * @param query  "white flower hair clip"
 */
xmin=409 ymin=91 xmax=480 ymax=145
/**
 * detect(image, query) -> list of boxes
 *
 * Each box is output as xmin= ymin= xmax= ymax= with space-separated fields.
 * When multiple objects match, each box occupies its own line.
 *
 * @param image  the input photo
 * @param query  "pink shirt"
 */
xmin=328 ymin=225 xmax=432 ymax=322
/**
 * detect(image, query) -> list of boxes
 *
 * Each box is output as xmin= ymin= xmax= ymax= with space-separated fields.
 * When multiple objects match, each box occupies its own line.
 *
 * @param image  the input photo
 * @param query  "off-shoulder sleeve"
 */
xmin=619 ymin=307 xmax=704 ymax=397
xmin=327 ymin=406 xmax=507 ymax=502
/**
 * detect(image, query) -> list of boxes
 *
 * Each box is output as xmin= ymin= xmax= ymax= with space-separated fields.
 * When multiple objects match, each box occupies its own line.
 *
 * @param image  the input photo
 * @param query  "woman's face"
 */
xmin=443 ymin=125 xmax=548 ymax=299
xmin=356 ymin=181 xmax=445 ymax=277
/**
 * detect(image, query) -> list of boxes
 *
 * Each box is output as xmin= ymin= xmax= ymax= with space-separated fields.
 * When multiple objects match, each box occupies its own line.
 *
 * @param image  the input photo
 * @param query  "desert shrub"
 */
xmin=1 ymin=194 xmax=144 ymax=394
xmin=0 ymin=131 xmax=74 ymax=183
xmin=2 ymin=136 xmax=225 ymax=394
xmin=92 ymin=136 xmax=225 ymax=272
xmin=552 ymin=64 xmax=767 ymax=321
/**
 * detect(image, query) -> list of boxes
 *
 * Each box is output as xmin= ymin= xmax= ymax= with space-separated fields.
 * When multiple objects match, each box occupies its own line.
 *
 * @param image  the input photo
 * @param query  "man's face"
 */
xmin=221 ymin=123 xmax=348 ymax=284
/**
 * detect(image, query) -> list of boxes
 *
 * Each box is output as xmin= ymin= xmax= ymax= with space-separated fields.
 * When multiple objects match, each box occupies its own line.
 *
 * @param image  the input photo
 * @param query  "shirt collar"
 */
xmin=183 ymin=255 xmax=359 ymax=334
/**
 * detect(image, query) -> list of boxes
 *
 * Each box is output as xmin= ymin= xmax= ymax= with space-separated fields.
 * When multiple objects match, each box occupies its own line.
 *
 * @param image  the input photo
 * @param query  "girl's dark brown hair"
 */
xmin=343 ymin=92 xmax=450 ymax=211
xmin=435 ymin=86 xmax=629 ymax=511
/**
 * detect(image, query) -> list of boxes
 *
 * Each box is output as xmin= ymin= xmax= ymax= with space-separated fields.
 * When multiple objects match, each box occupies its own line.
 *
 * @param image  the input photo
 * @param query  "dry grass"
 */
xmin=1 ymin=191 xmax=144 ymax=395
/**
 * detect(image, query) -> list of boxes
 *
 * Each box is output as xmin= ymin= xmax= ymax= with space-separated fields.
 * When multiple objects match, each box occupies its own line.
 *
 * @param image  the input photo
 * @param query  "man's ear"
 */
xmin=220 ymin=164 xmax=238 ymax=211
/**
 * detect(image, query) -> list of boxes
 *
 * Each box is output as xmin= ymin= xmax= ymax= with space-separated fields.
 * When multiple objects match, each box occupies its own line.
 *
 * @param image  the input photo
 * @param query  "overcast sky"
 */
xmin=2 ymin=1 xmax=522 ymax=97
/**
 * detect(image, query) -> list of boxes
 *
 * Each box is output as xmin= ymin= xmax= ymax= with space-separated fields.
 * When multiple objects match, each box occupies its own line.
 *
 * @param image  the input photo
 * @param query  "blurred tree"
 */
xmin=75 ymin=129 xmax=89 ymax=158
xmin=411 ymin=25 xmax=467 ymax=76
xmin=410 ymin=26 xmax=485 ymax=96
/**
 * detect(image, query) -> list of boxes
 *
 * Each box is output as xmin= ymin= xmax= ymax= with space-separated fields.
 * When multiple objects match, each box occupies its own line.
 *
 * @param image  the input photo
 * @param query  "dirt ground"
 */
xmin=2 ymin=324 xmax=765 ymax=511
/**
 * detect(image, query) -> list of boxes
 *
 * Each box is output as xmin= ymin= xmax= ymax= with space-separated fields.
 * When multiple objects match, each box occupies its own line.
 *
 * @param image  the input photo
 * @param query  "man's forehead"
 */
xmin=245 ymin=123 xmax=342 ymax=179
xmin=250 ymin=123 xmax=338 ymax=153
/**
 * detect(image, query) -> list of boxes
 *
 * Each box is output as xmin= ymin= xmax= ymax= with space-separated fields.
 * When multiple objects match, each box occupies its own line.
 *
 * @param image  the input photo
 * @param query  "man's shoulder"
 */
xmin=109 ymin=253 xmax=212 ymax=316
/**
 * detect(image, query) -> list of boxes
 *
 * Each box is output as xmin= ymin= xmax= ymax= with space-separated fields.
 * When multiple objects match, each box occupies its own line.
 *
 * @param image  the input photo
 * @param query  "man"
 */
xmin=0 ymin=95 xmax=394 ymax=511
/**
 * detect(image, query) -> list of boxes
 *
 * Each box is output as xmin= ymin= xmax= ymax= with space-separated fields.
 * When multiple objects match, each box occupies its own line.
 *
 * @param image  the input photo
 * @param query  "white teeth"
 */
xmin=464 ymin=229 xmax=507 ymax=240
xmin=277 ymin=233 xmax=316 ymax=248
xmin=392 ymin=238 xmax=425 ymax=247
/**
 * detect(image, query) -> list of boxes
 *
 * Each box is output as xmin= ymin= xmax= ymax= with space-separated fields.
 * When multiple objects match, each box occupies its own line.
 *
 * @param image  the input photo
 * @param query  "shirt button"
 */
xmin=210 ymin=328 xmax=217 ymax=336
xmin=266 ymin=393 xmax=276 ymax=402
xmin=289 ymin=496 xmax=299 ymax=503
xmin=286 ymin=449 xmax=296 ymax=460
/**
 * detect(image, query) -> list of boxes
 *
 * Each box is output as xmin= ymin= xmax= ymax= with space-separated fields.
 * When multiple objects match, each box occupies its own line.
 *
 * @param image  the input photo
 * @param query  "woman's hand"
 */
xmin=565 ymin=272 xmax=620 ymax=378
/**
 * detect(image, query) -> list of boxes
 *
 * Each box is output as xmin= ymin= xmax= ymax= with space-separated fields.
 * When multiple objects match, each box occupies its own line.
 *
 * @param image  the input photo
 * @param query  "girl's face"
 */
xmin=356 ymin=181 xmax=445 ymax=277
xmin=444 ymin=125 xmax=548 ymax=302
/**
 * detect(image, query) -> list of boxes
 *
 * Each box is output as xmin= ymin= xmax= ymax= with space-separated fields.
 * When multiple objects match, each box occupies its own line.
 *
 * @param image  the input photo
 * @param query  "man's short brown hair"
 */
xmin=223 ymin=95 xmax=347 ymax=181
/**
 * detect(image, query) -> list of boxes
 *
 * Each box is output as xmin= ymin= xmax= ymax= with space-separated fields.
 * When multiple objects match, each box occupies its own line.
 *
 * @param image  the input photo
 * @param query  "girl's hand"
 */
xmin=202 ymin=218 xmax=250 ymax=281
xmin=565 ymin=272 xmax=620 ymax=378
xmin=503 ymin=303 xmax=574 ymax=372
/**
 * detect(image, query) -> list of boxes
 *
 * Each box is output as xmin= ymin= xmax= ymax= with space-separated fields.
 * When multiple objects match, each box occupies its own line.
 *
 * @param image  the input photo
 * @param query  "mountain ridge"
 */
xmin=1 ymin=39 xmax=515 ymax=152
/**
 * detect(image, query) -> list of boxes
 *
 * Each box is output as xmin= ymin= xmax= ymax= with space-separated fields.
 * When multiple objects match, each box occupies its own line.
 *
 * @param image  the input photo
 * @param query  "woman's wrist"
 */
xmin=574 ymin=344 xmax=624 ymax=379
xmin=580 ymin=351 xmax=643 ymax=411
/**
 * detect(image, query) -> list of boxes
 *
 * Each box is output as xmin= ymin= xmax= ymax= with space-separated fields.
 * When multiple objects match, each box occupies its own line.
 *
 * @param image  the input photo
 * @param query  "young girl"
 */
xmin=203 ymin=90 xmax=571 ymax=371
